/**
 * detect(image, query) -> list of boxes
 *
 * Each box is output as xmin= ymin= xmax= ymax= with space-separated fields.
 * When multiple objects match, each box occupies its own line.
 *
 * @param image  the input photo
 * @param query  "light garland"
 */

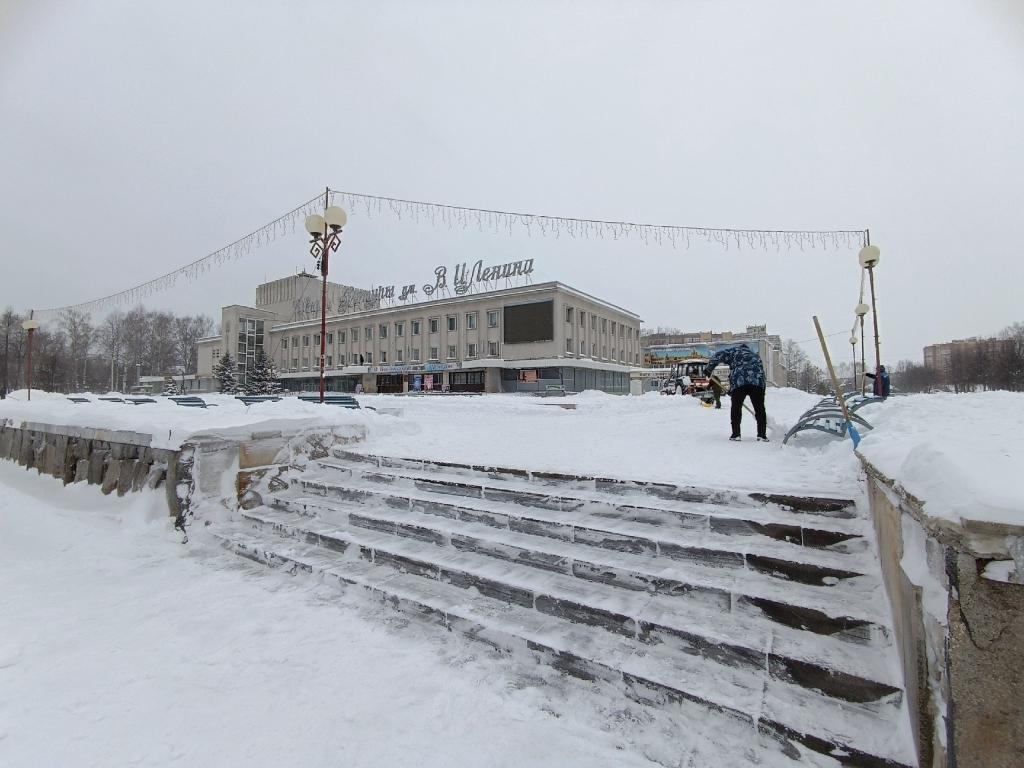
xmin=330 ymin=189 xmax=867 ymax=252
xmin=32 ymin=187 xmax=868 ymax=320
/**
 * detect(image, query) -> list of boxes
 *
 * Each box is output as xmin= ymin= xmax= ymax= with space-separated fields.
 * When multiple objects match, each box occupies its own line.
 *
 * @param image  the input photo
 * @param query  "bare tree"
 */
xmin=1 ymin=308 xmax=22 ymax=397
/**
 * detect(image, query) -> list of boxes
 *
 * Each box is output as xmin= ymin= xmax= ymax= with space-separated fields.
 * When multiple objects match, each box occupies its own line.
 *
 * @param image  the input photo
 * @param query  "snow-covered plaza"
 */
xmin=1 ymin=389 xmax=1021 ymax=767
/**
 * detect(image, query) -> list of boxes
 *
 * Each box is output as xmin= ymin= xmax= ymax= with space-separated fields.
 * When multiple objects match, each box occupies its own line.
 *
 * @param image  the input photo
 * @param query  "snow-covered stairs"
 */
xmin=213 ymin=449 xmax=914 ymax=767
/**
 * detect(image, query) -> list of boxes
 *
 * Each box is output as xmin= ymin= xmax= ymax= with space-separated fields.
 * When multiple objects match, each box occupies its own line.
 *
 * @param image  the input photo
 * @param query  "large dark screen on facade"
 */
xmin=503 ymin=300 xmax=554 ymax=344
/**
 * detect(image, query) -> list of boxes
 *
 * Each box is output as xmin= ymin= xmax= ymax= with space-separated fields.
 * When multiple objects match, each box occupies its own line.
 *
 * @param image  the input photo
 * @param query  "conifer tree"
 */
xmin=212 ymin=352 xmax=239 ymax=394
xmin=245 ymin=349 xmax=281 ymax=395
xmin=162 ymin=379 xmax=181 ymax=396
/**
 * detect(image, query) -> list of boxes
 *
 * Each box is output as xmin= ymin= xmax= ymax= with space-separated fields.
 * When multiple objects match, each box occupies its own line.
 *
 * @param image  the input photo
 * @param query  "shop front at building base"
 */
xmin=278 ymin=359 xmax=631 ymax=395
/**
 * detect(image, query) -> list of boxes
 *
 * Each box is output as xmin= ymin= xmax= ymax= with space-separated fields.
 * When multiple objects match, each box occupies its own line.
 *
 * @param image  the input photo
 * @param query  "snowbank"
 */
xmin=855 ymin=392 xmax=1024 ymax=527
xmin=0 ymin=391 xmax=392 ymax=450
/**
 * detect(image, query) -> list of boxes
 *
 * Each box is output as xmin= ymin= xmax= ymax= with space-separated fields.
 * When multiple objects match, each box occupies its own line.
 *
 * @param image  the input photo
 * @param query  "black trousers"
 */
xmin=730 ymin=384 xmax=767 ymax=438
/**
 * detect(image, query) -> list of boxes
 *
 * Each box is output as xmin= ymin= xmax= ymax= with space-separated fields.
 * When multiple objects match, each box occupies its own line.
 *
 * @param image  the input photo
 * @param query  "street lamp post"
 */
xmin=21 ymin=315 xmax=40 ymax=401
xmin=855 ymin=302 xmax=870 ymax=395
xmin=849 ymin=334 xmax=858 ymax=393
xmin=859 ymin=245 xmax=882 ymax=390
xmin=304 ymin=201 xmax=348 ymax=404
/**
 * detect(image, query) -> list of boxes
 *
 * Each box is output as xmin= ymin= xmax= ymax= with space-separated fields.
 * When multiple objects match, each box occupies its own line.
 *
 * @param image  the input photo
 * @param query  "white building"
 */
xmin=197 ymin=268 xmax=642 ymax=394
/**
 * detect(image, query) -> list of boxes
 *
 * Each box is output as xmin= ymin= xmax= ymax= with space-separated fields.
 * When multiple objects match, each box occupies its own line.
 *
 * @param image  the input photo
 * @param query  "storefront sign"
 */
xmin=368 ymin=362 xmax=463 ymax=374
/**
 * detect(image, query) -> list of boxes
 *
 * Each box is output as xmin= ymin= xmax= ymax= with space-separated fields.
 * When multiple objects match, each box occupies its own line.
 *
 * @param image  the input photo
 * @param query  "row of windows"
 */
xmin=564 ymin=336 xmax=638 ymax=364
xmin=564 ymin=306 xmax=636 ymax=339
xmin=287 ymin=341 xmax=502 ymax=369
xmin=280 ymin=310 xmax=502 ymax=350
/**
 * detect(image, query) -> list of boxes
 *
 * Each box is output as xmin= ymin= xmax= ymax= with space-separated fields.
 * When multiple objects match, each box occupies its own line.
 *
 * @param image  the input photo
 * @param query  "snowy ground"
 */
xmin=2 ymin=387 xmax=1021 ymax=767
xmin=355 ymin=388 xmax=861 ymax=498
xmin=0 ymin=462 xmax=823 ymax=768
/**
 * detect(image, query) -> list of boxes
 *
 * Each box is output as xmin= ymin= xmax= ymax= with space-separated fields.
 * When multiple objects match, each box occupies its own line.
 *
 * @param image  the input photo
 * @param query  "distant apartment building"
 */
xmin=923 ymin=337 xmax=1015 ymax=378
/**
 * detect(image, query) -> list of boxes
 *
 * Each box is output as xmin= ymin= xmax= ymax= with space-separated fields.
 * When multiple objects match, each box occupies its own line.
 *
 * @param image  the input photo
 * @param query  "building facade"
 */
xmin=641 ymin=325 xmax=786 ymax=387
xmin=923 ymin=337 xmax=1015 ymax=378
xmin=197 ymin=275 xmax=642 ymax=395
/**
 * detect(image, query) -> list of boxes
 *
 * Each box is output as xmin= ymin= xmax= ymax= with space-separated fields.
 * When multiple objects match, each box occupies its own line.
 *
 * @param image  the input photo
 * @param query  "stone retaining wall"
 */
xmin=0 ymin=419 xmax=188 ymax=517
xmin=862 ymin=456 xmax=1024 ymax=768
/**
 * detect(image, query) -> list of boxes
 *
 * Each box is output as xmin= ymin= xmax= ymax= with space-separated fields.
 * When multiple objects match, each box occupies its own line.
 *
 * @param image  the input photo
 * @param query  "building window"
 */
xmin=380 ymin=350 xmax=387 ymax=363
xmin=379 ymin=324 xmax=388 ymax=339
xmin=281 ymin=339 xmax=287 ymax=350
xmin=579 ymin=311 xmax=585 ymax=327
xmin=396 ymin=349 xmax=403 ymax=362
xmin=467 ymin=343 xmax=477 ymax=358
xmin=601 ymin=318 xmax=607 ymax=333
xmin=447 ymin=315 xmax=457 ymax=332
xmin=327 ymin=355 xmax=333 ymax=367
xmin=339 ymin=330 xmax=346 ymax=343
xmin=412 ymin=320 xmax=421 ymax=335
xmin=635 ymin=352 xmax=639 ymax=364
xmin=566 ymin=338 xmax=573 ymax=353
xmin=339 ymin=354 xmax=345 ymax=366
xmin=326 ymin=332 xmax=333 ymax=345
xmin=447 ymin=344 xmax=457 ymax=359
xmin=619 ymin=325 xmax=625 ymax=338
xmin=591 ymin=315 xmax=597 ymax=330
xmin=292 ymin=357 xmax=298 ymax=368
xmin=365 ymin=326 xmax=373 ymax=340
xmin=611 ymin=322 xmax=616 ymax=336
xmin=429 ymin=317 xmax=439 ymax=333
xmin=429 ymin=346 xmax=439 ymax=361
xmin=487 ymin=310 xmax=499 ymax=328
xmin=488 ymin=341 xmax=499 ymax=357
xmin=591 ymin=343 xmax=596 ymax=357
xmin=565 ymin=306 xmax=574 ymax=323
xmin=396 ymin=322 xmax=404 ymax=337
xmin=602 ymin=345 xmax=607 ymax=359
xmin=303 ymin=335 xmax=310 ymax=347
xmin=351 ymin=327 xmax=358 ymax=341
xmin=366 ymin=352 xmax=372 ymax=364
xmin=580 ymin=340 xmax=585 ymax=355
xmin=411 ymin=348 xmax=420 ymax=362
xmin=314 ymin=334 xmax=320 ymax=346
xmin=466 ymin=313 xmax=477 ymax=330
xmin=620 ymin=348 xmax=624 ymax=361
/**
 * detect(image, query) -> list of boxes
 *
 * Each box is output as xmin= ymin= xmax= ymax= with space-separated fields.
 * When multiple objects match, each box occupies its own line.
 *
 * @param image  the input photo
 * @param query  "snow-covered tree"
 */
xmin=213 ymin=352 xmax=239 ymax=394
xmin=162 ymin=379 xmax=181 ymax=396
xmin=244 ymin=350 xmax=281 ymax=395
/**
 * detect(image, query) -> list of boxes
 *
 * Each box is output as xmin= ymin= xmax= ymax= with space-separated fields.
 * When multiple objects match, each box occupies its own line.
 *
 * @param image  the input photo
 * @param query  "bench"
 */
xmin=169 ymin=396 xmax=216 ymax=408
xmin=125 ymin=397 xmax=156 ymax=405
xmin=236 ymin=395 xmax=283 ymax=405
xmin=98 ymin=397 xmax=124 ymax=403
xmin=297 ymin=393 xmax=361 ymax=409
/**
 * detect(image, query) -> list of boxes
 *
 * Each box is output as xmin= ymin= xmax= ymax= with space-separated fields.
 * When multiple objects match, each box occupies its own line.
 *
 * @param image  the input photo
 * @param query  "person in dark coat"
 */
xmin=865 ymin=365 xmax=891 ymax=398
xmin=704 ymin=345 xmax=768 ymax=441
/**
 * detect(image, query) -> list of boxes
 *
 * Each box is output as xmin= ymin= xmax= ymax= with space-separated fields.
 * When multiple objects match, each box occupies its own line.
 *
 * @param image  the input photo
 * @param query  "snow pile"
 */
xmin=0 ymin=391 xmax=407 ymax=450
xmin=855 ymin=392 xmax=1024 ymax=527
xmin=354 ymin=388 xmax=858 ymax=497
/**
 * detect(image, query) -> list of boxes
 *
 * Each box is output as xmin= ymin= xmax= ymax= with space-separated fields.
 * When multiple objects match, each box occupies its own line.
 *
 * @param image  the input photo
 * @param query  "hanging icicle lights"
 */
xmin=32 ymin=188 xmax=868 ymax=319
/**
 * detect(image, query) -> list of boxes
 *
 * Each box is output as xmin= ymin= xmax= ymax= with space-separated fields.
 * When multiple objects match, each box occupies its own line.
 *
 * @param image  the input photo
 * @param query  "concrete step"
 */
xmin=271 ymin=492 xmax=890 ymax=642
xmin=332 ymin=449 xmax=862 ymax=520
xmin=240 ymin=504 xmax=902 ymax=707
xmin=319 ymin=454 xmax=868 ymax=553
xmin=297 ymin=473 xmax=874 ymax=588
xmin=213 ymin=523 xmax=915 ymax=768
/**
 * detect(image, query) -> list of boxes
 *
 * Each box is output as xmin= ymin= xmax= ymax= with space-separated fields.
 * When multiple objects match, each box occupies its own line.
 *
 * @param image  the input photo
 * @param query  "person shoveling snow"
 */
xmin=704 ymin=345 xmax=769 ymax=442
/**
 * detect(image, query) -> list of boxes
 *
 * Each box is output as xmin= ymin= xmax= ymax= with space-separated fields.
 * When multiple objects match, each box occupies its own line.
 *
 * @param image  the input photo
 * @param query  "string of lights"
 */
xmin=33 ymin=192 xmax=328 ymax=320
xmin=32 ymin=187 xmax=868 ymax=320
xmin=330 ymin=189 xmax=868 ymax=252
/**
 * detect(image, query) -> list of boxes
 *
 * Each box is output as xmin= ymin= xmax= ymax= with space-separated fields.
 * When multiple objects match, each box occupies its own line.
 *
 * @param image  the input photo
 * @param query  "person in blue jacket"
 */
xmin=865 ymin=365 xmax=891 ymax=398
xmin=704 ymin=345 xmax=768 ymax=441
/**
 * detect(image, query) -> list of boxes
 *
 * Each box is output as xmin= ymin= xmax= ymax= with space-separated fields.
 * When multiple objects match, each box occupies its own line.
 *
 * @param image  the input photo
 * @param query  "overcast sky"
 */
xmin=2 ymin=0 xmax=1022 ymax=365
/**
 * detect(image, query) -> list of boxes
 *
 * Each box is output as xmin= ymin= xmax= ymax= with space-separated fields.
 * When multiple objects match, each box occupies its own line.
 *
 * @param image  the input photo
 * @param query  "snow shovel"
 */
xmin=813 ymin=315 xmax=861 ymax=449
